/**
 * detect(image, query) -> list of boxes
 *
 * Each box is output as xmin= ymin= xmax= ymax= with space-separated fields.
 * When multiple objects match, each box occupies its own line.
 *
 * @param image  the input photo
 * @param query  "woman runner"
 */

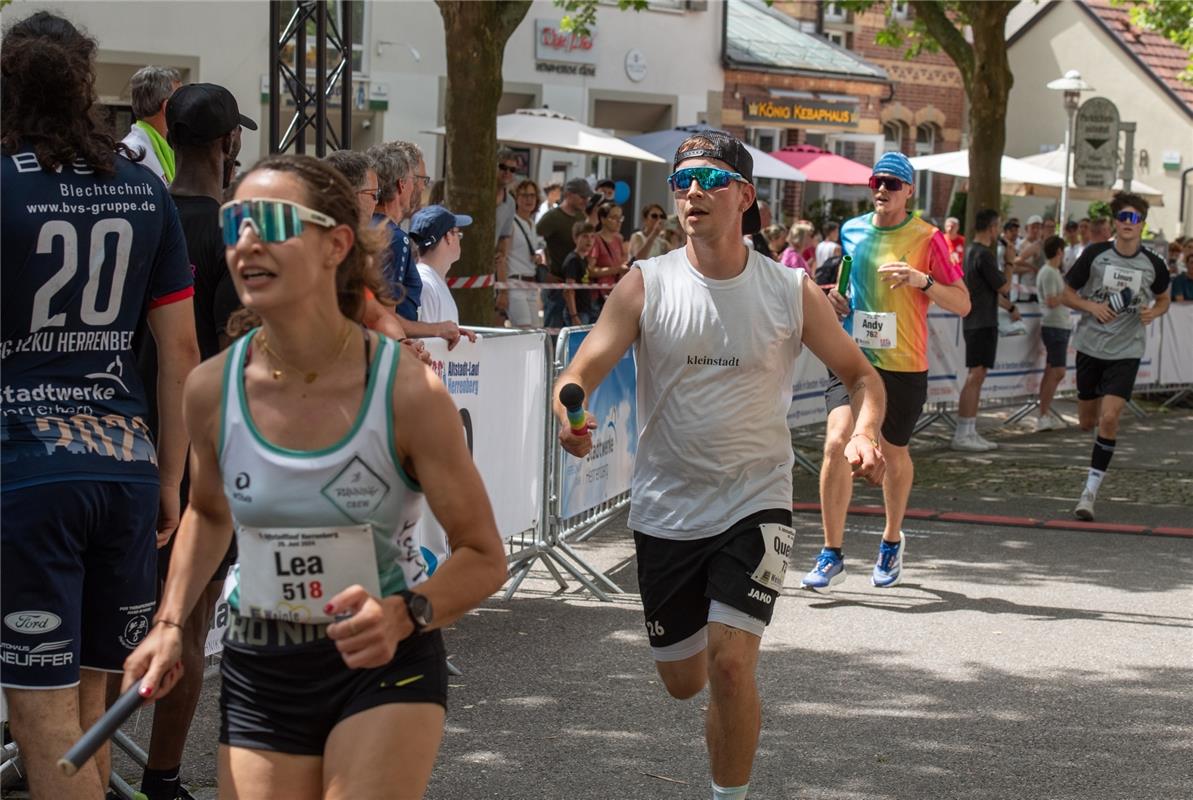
xmin=123 ymin=154 xmax=507 ymax=800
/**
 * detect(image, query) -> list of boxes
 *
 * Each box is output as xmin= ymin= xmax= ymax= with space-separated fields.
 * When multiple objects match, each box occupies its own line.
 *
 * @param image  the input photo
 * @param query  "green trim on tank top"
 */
xmin=236 ymin=328 xmax=386 ymax=458
xmin=384 ymin=339 xmax=422 ymax=494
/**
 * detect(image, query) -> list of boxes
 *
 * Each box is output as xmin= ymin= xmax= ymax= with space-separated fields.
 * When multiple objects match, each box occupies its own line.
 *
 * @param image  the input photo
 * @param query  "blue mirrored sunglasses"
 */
xmin=667 ymin=167 xmax=746 ymax=192
xmin=1115 ymin=210 xmax=1144 ymax=224
xmin=219 ymin=198 xmax=338 ymax=247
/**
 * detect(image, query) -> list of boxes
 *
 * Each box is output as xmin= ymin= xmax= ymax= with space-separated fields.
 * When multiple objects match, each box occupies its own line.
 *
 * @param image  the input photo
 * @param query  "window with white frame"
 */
xmin=826 ymin=30 xmax=846 ymax=46
xmin=915 ymin=123 xmax=936 ymax=213
xmin=892 ymin=1 xmax=910 ymax=20
xmin=825 ymin=3 xmax=848 ymax=22
xmin=883 ymin=121 xmax=905 ymax=154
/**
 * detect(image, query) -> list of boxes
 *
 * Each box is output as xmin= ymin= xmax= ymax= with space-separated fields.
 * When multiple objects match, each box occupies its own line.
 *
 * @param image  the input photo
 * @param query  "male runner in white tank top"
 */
xmin=554 ymin=131 xmax=888 ymax=800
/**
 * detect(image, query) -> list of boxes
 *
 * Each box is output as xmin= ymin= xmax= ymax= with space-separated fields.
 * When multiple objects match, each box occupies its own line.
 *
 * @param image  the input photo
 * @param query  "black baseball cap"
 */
xmin=166 ymin=83 xmax=257 ymax=147
xmin=672 ymin=129 xmax=760 ymax=235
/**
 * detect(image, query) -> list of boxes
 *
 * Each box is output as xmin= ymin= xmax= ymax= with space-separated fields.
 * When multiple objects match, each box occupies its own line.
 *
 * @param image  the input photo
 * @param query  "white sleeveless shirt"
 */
xmin=630 ymin=247 xmax=805 ymax=540
xmin=219 ymin=330 xmax=428 ymax=619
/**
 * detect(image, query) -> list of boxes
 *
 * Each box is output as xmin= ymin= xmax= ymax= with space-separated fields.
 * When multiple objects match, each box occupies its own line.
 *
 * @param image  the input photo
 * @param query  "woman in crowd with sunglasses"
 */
xmin=628 ymin=203 xmax=672 ymax=263
xmin=506 ymin=178 xmax=546 ymax=328
xmin=123 ymin=154 xmax=507 ymax=800
xmin=590 ymin=200 xmax=629 ymax=315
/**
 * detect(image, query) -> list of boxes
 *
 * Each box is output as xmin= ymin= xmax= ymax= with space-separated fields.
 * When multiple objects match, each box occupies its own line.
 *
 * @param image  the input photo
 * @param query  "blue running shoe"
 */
xmin=801 ymin=548 xmax=846 ymax=592
xmin=871 ymin=532 xmax=906 ymax=587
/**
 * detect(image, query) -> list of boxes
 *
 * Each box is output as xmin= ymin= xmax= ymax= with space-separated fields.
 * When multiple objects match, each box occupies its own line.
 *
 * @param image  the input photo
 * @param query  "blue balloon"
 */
xmin=613 ymin=180 xmax=631 ymax=205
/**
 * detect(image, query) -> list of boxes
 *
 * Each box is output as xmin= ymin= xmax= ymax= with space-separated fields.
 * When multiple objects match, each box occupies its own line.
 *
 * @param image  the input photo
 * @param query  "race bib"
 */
xmin=237 ymin=524 xmax=379 ymax=624
xmin=1103 ymin=265 xmax=1142 ymax=294
xmin=750 ymin=523 xmax=795 ymax=591
xmin=853 ymin=311 xmax=897 ymax=350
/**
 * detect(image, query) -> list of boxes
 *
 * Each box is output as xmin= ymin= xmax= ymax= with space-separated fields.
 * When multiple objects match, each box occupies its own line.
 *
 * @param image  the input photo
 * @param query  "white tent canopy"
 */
xmin=425 ymin=108 xmax=666 ymax=163
xmin=907 ymin=149 xmax=1067 ymax=189
xmin=1011 ymin=146 xmax=1165 ymax=205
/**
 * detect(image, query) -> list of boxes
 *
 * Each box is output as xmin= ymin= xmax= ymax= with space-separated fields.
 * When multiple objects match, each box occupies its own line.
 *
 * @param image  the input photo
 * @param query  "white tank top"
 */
xmin=630 ymin=247 xmax=805 ymax=540
xmin=219 ymin=330 xmax=428 ymax=616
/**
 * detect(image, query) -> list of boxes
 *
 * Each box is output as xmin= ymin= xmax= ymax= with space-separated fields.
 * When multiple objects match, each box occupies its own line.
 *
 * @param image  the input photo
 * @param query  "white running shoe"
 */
xmin=975 ymin=432 xmax=999 ymax=450
xmin=1035 ymin=415 xmax=1055 ymax=432
xmin=1074 ymin=489 xmax=1097 ymax=521
xmin=949 ymin=431 xmax=987 ymax=450
xmin=951 ymin=432 xmax=993 ymax=452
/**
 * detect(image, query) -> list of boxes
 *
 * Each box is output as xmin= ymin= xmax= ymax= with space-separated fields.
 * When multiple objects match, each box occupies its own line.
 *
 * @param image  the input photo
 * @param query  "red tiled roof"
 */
xmin=1082 ymin=0 xmax=1193 ymax=114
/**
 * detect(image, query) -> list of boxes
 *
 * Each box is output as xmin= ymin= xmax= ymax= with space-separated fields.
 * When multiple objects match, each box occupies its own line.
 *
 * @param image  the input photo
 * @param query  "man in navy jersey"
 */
xmin=1 ymin=12 xmax=200 ymax=798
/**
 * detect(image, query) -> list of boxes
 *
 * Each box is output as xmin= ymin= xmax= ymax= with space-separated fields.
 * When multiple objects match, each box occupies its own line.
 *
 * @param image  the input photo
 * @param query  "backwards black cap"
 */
xmin=673 ymin=129 xmax=760 ymax=235
xmin=166 ymin=83 xmax=257 ymax=147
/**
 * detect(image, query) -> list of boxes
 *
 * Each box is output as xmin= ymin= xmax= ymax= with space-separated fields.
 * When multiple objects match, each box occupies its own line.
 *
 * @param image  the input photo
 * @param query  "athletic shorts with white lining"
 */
xmin=633 ymin=509 xmax=794 ymax=661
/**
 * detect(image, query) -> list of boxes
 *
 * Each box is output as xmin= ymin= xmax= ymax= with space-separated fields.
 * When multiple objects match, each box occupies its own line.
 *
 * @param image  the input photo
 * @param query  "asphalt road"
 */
xmin=103 ymin=513 xmax=1193 ymax=800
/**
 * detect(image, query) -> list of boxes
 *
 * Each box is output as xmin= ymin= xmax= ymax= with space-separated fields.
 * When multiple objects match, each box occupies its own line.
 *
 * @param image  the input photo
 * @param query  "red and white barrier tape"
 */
xmin=445 ymin=275 xmax=610 ymax=290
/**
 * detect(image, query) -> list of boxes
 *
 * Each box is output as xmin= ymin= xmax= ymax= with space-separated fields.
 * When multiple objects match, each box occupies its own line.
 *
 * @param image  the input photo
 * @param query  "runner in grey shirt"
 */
xmin=1061 ymin=192 xmax=1170 ymax=520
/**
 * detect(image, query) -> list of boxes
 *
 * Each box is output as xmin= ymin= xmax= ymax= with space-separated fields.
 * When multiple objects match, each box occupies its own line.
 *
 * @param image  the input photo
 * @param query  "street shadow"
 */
xmin=426 ymin=596 xmax=1193 ymax=800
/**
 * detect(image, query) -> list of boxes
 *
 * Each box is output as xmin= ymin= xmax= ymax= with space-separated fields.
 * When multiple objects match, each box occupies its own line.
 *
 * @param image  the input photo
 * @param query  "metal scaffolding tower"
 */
xmin=268 ymin=1 xmax=354 ymax=155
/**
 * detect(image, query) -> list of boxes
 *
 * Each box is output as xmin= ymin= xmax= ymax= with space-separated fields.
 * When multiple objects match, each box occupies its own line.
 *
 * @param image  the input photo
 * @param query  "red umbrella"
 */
xmin=770 ymin=144 xmax=873 ymax=186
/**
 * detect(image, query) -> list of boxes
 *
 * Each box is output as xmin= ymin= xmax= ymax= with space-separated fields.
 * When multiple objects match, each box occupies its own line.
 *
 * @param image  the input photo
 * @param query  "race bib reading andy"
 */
xmin=853 ymin=311 xmax=897 ymax=350
xmin=1103 ymin=265 xmax=1142 ymax=295
xmin=237 ymin=524 xmax=379 ymax=624
xmin=750 ymin=523 xmax=795 ymax=591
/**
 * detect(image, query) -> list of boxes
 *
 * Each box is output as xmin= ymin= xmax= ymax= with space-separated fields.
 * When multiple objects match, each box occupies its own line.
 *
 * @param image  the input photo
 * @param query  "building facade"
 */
xmin=1006 ymin=0 xmax=1193 ymax=238
xmin=6 ymin=0 xmax=723 ymax=228
xmin=720 ymin=0 xmax=966 ymax=225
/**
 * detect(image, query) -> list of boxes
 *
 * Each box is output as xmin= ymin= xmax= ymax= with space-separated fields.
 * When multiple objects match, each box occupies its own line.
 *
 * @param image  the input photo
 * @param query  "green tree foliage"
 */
xmin=555 ymin=0 xmax=648 ymax=35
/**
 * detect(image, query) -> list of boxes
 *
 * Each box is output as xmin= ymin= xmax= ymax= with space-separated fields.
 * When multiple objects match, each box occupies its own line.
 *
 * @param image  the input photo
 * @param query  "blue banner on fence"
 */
xmin=560 ymin=330 xmax=638 ymax=519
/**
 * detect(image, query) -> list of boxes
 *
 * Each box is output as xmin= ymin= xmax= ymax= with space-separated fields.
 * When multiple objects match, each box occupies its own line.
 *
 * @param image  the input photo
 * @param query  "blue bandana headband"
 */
xmin=872 ymin=152 xmax=915 ymax=184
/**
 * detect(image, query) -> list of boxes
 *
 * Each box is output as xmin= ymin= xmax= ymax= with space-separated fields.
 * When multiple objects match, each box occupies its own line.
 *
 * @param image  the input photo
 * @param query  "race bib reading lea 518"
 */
xmin=237 ymin=524 xmax=379 ymax=624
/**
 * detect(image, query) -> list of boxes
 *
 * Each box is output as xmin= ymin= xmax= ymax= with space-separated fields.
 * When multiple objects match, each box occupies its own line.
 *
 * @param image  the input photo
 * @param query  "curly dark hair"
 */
xmin=1 ymin=12 xmax=136 ymax=175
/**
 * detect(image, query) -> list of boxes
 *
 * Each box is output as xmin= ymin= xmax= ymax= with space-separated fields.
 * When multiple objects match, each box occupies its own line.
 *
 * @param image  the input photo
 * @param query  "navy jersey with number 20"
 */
xmin=1 ymin=150 xmax=193 ymax=490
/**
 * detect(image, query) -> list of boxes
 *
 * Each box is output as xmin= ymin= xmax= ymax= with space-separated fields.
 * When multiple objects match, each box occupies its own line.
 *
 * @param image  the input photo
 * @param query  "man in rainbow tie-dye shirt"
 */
xmin=801 ymin=152 xmax=971 ymax=592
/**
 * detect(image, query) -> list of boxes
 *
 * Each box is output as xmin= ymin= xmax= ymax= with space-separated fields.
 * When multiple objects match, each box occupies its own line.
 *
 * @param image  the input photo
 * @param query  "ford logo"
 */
xmin=3 ymin=611 xmax=62 ymax=634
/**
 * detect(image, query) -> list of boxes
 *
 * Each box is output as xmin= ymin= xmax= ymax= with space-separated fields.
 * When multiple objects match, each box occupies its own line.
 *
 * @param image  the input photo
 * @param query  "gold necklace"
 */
xmin=258 ymin=324 xmax=353 ymax=384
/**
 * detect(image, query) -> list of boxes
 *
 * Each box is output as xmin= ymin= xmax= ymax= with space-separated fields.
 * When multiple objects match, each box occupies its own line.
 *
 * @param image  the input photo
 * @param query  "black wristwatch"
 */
xmin=920 ymin=274 xmax=935 ymax=292
xmin=401 ymin=591 xmax=433 ymax=634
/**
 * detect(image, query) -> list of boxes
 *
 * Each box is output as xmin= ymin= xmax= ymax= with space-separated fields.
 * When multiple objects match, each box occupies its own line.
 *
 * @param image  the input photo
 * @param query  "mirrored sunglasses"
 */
xmin=219 ymin=198 xmax=337 ymax=247
xmin=668 ymin=167 xmax=746 ymax=192
xmin=1115 ymin=210 xmax=1144 ymax=224
xmin=868 ymin=175 xmax=906 ymax=192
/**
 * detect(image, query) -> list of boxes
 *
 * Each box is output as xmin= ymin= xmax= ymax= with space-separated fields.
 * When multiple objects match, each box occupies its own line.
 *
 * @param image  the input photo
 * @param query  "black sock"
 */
xmin=141 ymin=766 xmax=181 ymax=800
xmin=826 ymin=547 xmax=843 ymax=557
xmin=1091 ymin=435 xmax=1116 ymax=473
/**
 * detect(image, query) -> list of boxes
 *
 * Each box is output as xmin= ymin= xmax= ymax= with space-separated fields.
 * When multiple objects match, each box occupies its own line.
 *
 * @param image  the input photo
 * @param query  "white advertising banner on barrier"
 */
xmin=559 ymin=330 xmax=638 ymax=519
xmin=787 ymin=346 xmax=831 ymax=429
xmin=1159 ymin=303 xmax=1193 ymax=385
xmin=927 ymin=312 xmax=964 ymax=404
xmin=422 ymin=333 xmax=548 ymax=548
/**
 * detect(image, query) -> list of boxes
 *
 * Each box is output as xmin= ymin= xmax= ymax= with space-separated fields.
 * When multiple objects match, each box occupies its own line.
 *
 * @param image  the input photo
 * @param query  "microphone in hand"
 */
xmin=559 ymin=383 xmax=589 ymax=437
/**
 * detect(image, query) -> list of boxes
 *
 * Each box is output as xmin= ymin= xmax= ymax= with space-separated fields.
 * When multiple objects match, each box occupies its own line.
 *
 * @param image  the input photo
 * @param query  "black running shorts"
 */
xmin=1075 ymin=351 xmax=1140 ymax=401
xmin=633 ymin=509 xmax=793 ymax=651
xmin=963 ymin=326 xmax=998 ymax=369
xmin=220 ymin=619 xmax=447 ymax=756
xmin=1040 ymin=326 xmax=1071 ymax=368
xmin=824 ymin=368 xmax=928 ymax=447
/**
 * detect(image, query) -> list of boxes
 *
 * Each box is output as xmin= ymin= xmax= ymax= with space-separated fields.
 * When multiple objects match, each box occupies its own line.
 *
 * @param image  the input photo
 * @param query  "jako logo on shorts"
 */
xmin=4 ymin=610 xmax=62 ymax=634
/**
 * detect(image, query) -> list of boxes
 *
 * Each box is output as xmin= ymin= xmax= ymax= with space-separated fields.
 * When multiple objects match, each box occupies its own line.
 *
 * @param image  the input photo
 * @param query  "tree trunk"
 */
xmin=436 ymin=1 xmax=531 ymax=326
xmin=962 ymin=1 xmax=1015 ymax=235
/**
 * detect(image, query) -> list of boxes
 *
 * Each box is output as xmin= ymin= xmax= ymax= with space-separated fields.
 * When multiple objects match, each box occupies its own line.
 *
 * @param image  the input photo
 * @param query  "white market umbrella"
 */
xmin=624 ymin=125 xmax=806 ymax=181
xmin=426 ymin=108 xmax=666 ymax=163
xmin=908 ymin=148 xmax=1067 ymax=189
xmin=1009 ymin=146 xmax=1165 ymax=205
